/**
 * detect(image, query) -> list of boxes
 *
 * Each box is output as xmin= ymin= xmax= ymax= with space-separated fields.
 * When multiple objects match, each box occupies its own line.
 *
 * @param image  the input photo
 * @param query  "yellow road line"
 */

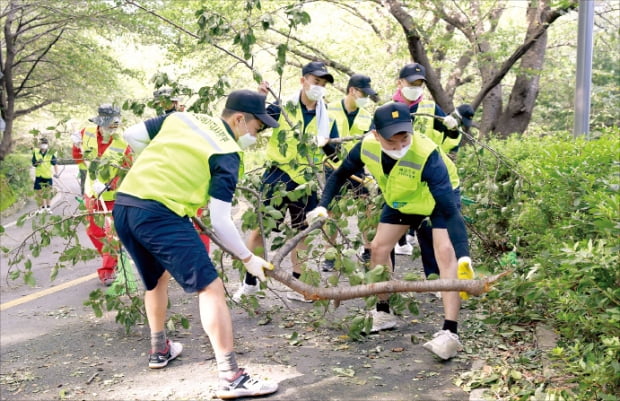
xmin=0 ymin=272 xmax=98 ymax=312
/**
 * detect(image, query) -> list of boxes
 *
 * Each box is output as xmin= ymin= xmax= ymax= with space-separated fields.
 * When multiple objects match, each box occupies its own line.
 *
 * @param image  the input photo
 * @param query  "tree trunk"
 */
xmin=496 ymin=0 xmax=549 ymax=138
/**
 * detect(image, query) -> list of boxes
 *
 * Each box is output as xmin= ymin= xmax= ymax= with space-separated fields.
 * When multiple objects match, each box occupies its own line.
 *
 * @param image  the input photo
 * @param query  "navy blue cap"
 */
xmin=301 ymin=61 xmax=334 ymax=84
xmin=373 ymin=102 xmax=413 ymax=139
xmin=399 ymin=63 xmax=426 ymax=83
xmin=348 ymin=74 xmax=377 ymax=96
xmin=225 ymin=89 xmax=279 ymax=128
xmin=455 ymin=104 xmax=475 ymax=127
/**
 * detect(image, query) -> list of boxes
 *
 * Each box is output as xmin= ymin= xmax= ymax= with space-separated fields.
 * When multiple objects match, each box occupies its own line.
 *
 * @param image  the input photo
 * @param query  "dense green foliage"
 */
xmin=458 ymin=128 xmax=620 ymax=399
xmin=0 ymin=154 xmax=33 ymax=211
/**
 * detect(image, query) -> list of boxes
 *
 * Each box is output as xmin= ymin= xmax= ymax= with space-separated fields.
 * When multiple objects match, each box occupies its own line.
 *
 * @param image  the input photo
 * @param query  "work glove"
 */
xmin=314 ymin=136 xmax=329 ymax=148
xmin=306 ymin=206 xmax=328 ymax=225
xmin=243 ymin=254 xmax=274 ymax=282
xmin=443 ymin=115 xmax=458 ymax=130
xmin=457 ymin=256 xmax=475 ymax=300
xmin=71 ymin=131 xmax=83 ymax=146
xmin=92 ymin=180 xmax=109 ymax=197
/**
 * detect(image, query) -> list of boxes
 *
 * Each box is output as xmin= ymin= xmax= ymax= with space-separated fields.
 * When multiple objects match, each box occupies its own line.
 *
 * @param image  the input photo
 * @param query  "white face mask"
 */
xmin=237 ymin=132 xmax=257 ymax=149
xmin=305 ymin=85 xmax=326 ymax=101
xmin=401 ymin=86 xmax=423 ymax=101
xmin=40 ymin=144 xmax=49 ymax=151
xmin=101 ymin=126 xmax=118 ymax=143
xmin=236 ymin=119 xmax=257 ymax=149
xmin=355 ymin=96 xmax=370 ymax=108
xmin=382 ymin=143 xmax=411 ymax=160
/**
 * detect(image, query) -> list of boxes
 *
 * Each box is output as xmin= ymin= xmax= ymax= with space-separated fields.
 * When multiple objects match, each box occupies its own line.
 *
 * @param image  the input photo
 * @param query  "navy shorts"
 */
xmin=261 ymin=166 xmax=318 ymax=230
xmin=380 ymin=204 xmax=426 ymax=229
xmin=34 ymin=177 xmax=52 ymax=190
xmin=112 ymin=200 xmax=218 ymax=292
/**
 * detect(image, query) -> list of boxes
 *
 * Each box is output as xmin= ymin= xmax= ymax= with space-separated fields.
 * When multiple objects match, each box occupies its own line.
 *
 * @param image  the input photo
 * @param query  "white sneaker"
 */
xmin=232 ymin=283 xmax=262 ymax=302
xmin=423 ymin=330 xmax=463 ymax=360
xmin=368 ymin=310 xmax=400 ymax=333
xmin=148 ymin=339 xmax=183 ymax=369
xmin=216 ymin=368 xmax=278 ymax=399
xmin=457 ymin=256 xmax=475 ymax=300
xmin=406 ymin=234 xmax=417 ymax=245
xmin=286 ymin=291 xmax=313 ymax=303
xmin=394 ymin=243 xmax=413 ymax=256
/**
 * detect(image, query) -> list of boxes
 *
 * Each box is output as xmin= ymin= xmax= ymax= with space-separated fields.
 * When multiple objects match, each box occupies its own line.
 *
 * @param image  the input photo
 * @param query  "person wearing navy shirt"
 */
xmin=307 ymin=102 xmax=470 ymax=360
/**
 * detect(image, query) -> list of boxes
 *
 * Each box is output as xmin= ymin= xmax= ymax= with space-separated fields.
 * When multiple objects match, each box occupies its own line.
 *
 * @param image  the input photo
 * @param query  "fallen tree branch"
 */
xmin=191 ymin=216 xmax=510 ymax=300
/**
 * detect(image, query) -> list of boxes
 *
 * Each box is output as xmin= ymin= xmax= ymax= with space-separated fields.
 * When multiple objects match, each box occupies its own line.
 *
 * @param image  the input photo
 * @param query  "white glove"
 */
xmin=243 ymin=254 xmax=274 ymax=282
xmin=71 ymin=131 xmax=82 ymax=146
xmin=92 ymin=180 xmax=108 ymax=197
xmin=314 ymin=136 xmax=329 ymax=148
xmin=443 ymin=115 xmax=458 ymax=130
xmin=306 ymin=206 xmax=328 ymax=225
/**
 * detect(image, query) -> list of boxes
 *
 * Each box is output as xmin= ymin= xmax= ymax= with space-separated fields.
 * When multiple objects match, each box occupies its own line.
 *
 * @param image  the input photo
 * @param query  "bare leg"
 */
xmin=144 ymin=271 xmax=171 ymax=333
xmin=370 ymin=223 xmax=408 ymax=301
xmin=198 ymin=277 xmax=234 ymax=354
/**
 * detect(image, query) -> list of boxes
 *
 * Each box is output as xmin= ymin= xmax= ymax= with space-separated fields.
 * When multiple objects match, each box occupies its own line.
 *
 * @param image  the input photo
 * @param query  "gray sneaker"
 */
xmin=148 ymin=340 xmax=183 ymax=369
xmin=216 ymin=369 xmax=278 ymax=399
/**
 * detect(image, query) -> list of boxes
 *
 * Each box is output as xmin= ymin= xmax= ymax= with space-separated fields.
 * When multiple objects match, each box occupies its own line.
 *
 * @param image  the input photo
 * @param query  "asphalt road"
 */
xmin=0 ymin=165 xmax=473 ymax=401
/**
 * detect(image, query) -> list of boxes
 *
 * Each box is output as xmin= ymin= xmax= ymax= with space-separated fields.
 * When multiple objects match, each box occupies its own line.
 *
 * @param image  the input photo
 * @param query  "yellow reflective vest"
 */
xmin=80 ymin=126 xmax=128 ymax=201
xmin=33 ymin=150 xmax=54 ymax=179
xmin=413 ymin=100 xmax=460 ymax=189
xmin=327 ymin=100 xmax=372 ymax=168
xmin=266 ymin=101 xmax=327 ymax=185
xmin=119 ymin=113 xmax=242 ymax=218
xmin=360 ymin=134 xmax=437 ymax=215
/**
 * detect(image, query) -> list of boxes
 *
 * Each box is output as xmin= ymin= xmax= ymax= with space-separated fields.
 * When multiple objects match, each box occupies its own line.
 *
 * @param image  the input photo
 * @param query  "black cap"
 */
xmin=373 ymin=102 xmax=413 ymax=139
xmin=39 ymin=137 xmax=49 ymax=144
xmin=399 ymin=63 xmax=426 ymax=83
xmin=455 ymin=104 xmax=475 ymax=127
xmin=348 ymin=74 xmax=377 ymax=96
xmin=225 ymin=89 xmax=279 ymax=128
xmin=301 ymin=61 xmax=334 ymax=84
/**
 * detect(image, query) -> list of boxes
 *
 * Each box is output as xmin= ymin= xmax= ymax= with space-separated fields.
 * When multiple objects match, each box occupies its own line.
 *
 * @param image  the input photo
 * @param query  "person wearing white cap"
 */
xmin=71 ymin=104 xmax=131 ymax=286
xmin=114 ymin=89 xmax=280 ymax=399
xmin=307 ymin=102 xmax=470 ymax=360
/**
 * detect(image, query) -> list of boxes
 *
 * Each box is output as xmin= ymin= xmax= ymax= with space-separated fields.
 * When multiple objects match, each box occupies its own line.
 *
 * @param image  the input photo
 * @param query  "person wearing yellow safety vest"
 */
xmin=307 ymin=102 xmax=471 ymax=360
xmin=115 ymin=90 xmax=279 ymax=399
xmin=233 ymin=61 xmax=339 ymax=303
xmin=390 ymin=63 xmax=475 ymax=302
xmin=412 ymin=101 xmax=476 ymax=300
xmin=72 ymin=104 xmax=132 ymax=286
xmin=321 ymin=74 xmax=377 ymax=272
xmin=31 ymin=137 xmax=59 ymax=214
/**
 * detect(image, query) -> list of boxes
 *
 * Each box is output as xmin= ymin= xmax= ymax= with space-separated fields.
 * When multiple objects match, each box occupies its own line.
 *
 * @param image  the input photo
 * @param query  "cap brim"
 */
xmin=377 ymin=121 xmax=412 ymax=139
xmin=404 ymin=74 xmax=426 ymax=83
xmin=311 ymin=71 xmax=334 ymax=84
xmin=461 ymin=117 xmax=473 ymax=128
xmin=255 ymin=113 xmax=279 ymax=129
xmin=360 ymin=87 xmax=377 ymax=96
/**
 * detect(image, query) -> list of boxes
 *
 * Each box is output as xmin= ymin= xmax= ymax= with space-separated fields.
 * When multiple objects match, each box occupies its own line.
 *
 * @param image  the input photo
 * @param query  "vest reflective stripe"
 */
xmin=81 ymin=127 xmax=128 ymax=201
xmin=327 ymin=100 xmax=372 ymax=168
xmin=413 ymin=101 xmax=460 ymax=189
xmin=360 ymin=135 xmax=436 ymax=215
xmin=119 ymin=113 xmax=241 ymax=217
xmin=266 ymin=103 xmax=321 ymax=185
xmin=34 ymin=150 xmax=54 ymax=178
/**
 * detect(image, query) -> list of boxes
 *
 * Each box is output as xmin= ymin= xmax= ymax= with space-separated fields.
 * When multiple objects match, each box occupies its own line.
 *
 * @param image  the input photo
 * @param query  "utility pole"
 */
xmin=573 ymin=0 xmax=594 ymax=138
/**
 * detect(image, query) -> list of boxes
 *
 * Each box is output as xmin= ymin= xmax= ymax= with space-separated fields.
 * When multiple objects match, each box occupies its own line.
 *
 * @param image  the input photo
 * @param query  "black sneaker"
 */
xmin=148 ymin=339 xmax=183 ymax=369
xmin=361 ymin=248 xmax=371 ymax=264
xmin=216 ymin=368 xmax=278 ymax=399
xmin=321 ymin=259 xmax=335 ymax=272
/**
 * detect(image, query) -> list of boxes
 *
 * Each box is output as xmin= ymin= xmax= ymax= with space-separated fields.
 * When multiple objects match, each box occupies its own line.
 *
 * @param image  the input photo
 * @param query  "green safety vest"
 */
xmin=81 ymin=126 xmax=128 ymax=201
xmin=119 ymin=113 xmax=242 ymax=218
xmin=33 ymin=150 xmax=54 ymax=179
xmin=327 ymin=100 xmax=372 ymax=168
xmin=413 ymin=100 xmax=460 ymax=189
xmin=265 ymin=101 xmax=327 ymax=185
xmin=360 ymin=134 xmax=437 ymax=215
